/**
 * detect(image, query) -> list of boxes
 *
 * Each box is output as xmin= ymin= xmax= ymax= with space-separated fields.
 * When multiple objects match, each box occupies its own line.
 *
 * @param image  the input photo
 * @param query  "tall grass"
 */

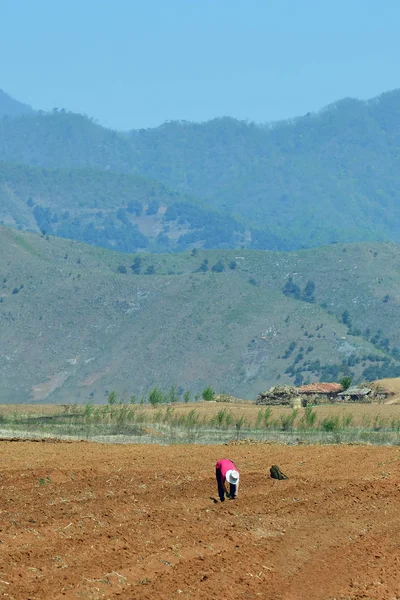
xmin=1 ymin=398 xmax=400 ymax=446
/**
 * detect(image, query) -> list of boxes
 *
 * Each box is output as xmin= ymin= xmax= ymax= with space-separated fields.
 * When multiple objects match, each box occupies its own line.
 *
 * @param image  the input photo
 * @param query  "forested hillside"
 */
xmin=0 ymin=162 xmax=253 ymax=252
xmin=1 ymin=89 xmax=400 ymax=250
xmin=126 ymin=91 xmax=400 ymax=247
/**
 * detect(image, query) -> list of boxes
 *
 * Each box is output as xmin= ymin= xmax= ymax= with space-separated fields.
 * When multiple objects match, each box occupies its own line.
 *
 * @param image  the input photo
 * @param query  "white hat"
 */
xmin=226 ymin=469 xmax=239 ymax=485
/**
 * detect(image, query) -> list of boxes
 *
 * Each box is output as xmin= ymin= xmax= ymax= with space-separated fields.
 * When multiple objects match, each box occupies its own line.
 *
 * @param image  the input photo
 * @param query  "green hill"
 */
xmin=126 ymin=92 xmax=400 ymax=248
xmin=0 ymin=162 xmax=251 ymax=253
xmin=2 ymin=90 xmax=400 ymax=250
xmin=1 ymin=227 xmax=400 ymax=403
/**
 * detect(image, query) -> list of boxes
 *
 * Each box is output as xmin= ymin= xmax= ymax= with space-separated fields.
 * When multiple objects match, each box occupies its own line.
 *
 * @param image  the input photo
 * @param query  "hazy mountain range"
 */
xmin=1 ymin=88 xmax=400 ymax=253
xmin=2 ymin=88 xmax=400 ymax=401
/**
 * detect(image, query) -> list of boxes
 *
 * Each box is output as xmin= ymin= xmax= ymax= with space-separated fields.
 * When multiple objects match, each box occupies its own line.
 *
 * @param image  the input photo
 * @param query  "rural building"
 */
xmin=297 ymin=382 xmax=343 ymax=405
xmin=337 ymin=385 xmax=392 ymax=403
xmin=337 ymin=386 xmax=372 ymax=403
xmin=256 ymin=385 xmax=300 ymax=406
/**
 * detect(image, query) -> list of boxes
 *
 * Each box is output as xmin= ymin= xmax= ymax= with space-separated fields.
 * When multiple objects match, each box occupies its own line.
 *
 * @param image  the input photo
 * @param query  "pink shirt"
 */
xmin=216 ymin=459 xmax=238 ymax=481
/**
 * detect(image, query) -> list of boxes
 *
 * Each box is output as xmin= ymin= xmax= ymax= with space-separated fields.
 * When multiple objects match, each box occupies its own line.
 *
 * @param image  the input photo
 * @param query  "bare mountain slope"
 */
xmin=1 ymin=228 xmax=399 ymax=403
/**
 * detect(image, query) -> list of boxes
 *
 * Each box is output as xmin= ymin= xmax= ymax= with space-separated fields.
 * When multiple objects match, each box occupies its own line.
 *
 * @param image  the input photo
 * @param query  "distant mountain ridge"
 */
xmin=1 ymin=88 xmax=400 ymax=251
xmin=0 ymin=89 xmax=35 ymax=118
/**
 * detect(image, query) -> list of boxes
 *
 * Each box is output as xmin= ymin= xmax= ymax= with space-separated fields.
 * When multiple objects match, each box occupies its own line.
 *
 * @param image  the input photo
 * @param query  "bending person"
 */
xmin=215 ymin=458 xmax=240 ymax=502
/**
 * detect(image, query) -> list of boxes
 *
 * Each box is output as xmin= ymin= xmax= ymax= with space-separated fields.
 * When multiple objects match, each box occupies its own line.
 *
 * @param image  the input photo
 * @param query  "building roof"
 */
xmin=297 ymin=382 xmax=343 ymax=394
xmin=338 ymin=386 xmax=371 ymax=397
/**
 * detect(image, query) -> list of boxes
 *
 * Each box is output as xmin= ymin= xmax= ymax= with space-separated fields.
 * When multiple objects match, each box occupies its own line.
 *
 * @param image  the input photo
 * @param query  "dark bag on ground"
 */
xmin=270 ymin=465 xmax=288 ymax=480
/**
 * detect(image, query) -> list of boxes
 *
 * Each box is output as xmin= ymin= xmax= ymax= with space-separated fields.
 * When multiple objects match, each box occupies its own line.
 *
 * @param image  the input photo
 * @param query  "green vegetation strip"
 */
xmin=1 ymin=402 xmax=400 ymax=446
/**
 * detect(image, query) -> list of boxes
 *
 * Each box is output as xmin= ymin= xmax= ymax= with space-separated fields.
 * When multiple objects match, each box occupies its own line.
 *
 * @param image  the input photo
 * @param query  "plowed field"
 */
xmin=1 ymin=441 xmax=400 ymax=600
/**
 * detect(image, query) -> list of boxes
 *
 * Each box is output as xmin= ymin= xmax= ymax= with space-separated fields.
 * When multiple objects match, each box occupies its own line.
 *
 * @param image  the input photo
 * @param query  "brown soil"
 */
xmin=1 ymin=442 xmax=400 ymax=599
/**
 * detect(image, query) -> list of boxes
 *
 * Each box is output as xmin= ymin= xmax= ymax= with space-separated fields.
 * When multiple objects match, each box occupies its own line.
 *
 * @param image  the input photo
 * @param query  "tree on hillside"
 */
xmin=283 ymin=277 xmax=301 ymax=299
xmin=211 ymin=260 xmax=225 ymax=272
xmin=302 ymin=280 xmax=316 ymax=302
xmin=198 ymin=258 xmax=209 ymax=272
xmin=116 ymin=208 xmax=129 ymax=225
xmin=127 ymin=200 xmax=142 ymax=216
xmin=341 ymin=310 xmax=352 ymax=327
xmin=146 ymin=199 xmax=160 ymax=215
xmin=131 ymin=256 xmax=142 ymax=274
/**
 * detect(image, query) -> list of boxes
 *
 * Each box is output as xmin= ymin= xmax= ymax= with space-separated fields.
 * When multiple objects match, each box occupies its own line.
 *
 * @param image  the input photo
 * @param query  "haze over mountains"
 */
xmin=2 ymin=88 xmax=400 ymax=401
xmin=2 ymin=88 xmax=400 ymax=253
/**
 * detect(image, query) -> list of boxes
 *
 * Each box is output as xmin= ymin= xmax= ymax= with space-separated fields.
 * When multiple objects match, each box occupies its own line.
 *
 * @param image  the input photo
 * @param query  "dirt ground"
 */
xmin=1 ymin=442 xmax=400 ymax=599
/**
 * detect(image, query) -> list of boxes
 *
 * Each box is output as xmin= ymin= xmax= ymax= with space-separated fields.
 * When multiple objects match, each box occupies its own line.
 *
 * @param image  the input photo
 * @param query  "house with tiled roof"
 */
xmin=297 ymin=382 xmax=343 ymax=404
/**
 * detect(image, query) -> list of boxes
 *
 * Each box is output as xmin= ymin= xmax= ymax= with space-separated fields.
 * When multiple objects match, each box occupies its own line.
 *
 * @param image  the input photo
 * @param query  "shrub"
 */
xmin=184 ymin=409 xmax=200 ymax=428
xmin=211 ymin=408 xmax=232 ymax=428
xmin=320 ymin=415 xmax=341 ymax=432
xmin=280 ymin=409 xmax=298 ymax=431
xmin=211 ymin=260 xmax=225 ymax=273
xmin=117 ymin=265 xmax=127 ymax=274
xmin=199 ymin=259 xmax=209 ymax=273
xmin=302 ymin=406 xmax=317 ymax=428
xmin=202 ymin=386 xmax=215 ymax=401
xmin=373 ymin=414 xmax=385 ymax=431
xmin=255 ymin=407 xmax=272 ymax=429
xmin=302 ymin=280 xmax=316 ymax=302
xmin=341 ymin=310 xmax=351 ymax=327
xmin=283 ymin=276 xmax=301 ymax=299
xmin=84 ymin=403 xmax=95 ymax=418
xmin=342 ymin=414 xmax=354 ymax=428
xmin=163 ymin=406 xmax=175 ymax=422
xmin=167 ymin=385 xmax=179 ymax=403
xmin=340 ymin=376 xmax=352 ymax=391
xmin=131 ymin=256 xmax=142 ymax=274
xmin=149 ymin=387 xmax=164 ymax=407
xmin=107 ymin=391 xmax=117 ymax=405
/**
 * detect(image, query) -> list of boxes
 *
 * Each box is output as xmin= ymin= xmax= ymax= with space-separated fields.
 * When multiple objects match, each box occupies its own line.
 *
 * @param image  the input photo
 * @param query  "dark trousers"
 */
xmin=216 ymin=468 xmax=237 ymax=501
xmin=216 ymin=467 xmax=225 ymax=502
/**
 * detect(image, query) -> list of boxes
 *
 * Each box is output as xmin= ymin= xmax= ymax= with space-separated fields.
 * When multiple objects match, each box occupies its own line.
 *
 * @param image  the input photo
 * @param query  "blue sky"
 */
xmin=1 ymin=0 xmax=400 ymax=130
